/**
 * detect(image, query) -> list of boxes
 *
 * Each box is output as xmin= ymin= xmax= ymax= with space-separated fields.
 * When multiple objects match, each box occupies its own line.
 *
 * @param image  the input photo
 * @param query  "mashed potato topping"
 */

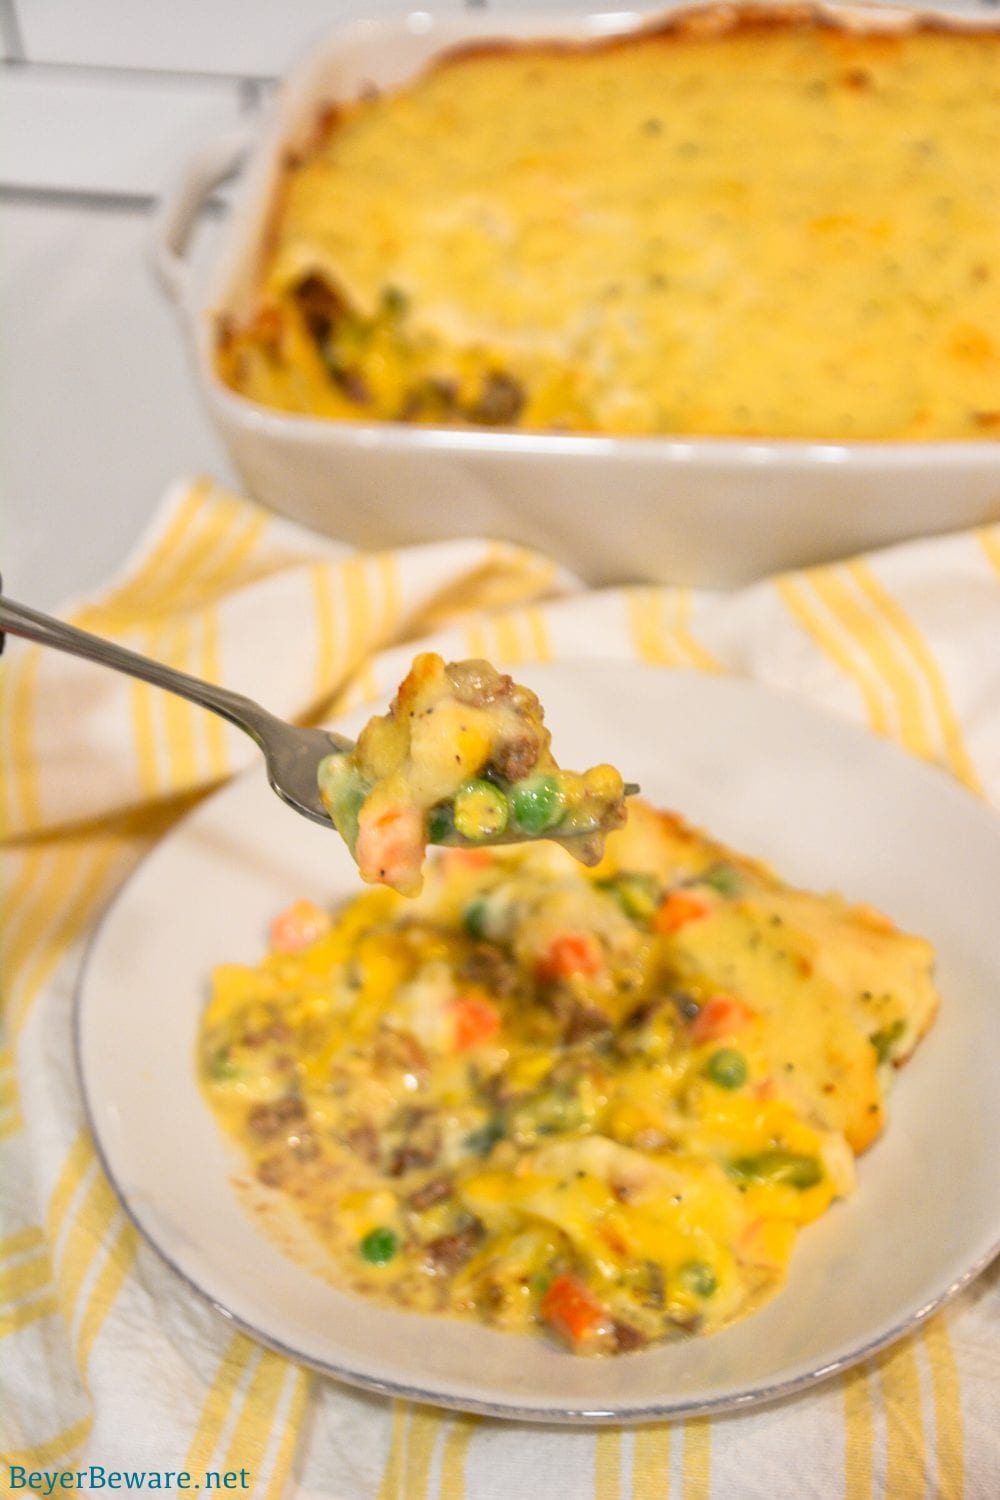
xmin=200 ymin=802 xmax=938 ymax=1355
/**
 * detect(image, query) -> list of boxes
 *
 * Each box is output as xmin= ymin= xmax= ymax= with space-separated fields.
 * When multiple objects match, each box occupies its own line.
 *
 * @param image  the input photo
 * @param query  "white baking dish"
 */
xmin=151 ymin=4 xmax=1000 ymax=588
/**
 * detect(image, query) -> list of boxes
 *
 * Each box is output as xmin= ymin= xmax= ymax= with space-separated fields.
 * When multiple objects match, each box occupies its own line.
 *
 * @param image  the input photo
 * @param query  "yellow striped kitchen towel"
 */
xmin=2 ymin=476 xmax=998 ymax=1500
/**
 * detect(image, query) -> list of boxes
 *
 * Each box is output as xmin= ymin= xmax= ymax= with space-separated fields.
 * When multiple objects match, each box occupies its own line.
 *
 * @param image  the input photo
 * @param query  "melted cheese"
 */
xmin=218 ymin=9 xmax=1000 ymax=439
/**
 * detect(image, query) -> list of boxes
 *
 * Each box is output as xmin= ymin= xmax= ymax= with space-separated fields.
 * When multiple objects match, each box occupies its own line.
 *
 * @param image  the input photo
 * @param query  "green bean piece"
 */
xmin=703 ymin=1047 xmax=748 ymax=1090
xmin=317 ymin=755 xmax=367 ymax=852
xmin=600 ymin=872 xmax=661 ymax=921
xmin=676 ymin=1260 xmax=718 ymax=1298
xmin=699 ymin=863 xmax=743 ymax=898
xmin=510 ymin=775 xmax=565 ymax=835
xmin=360 ymin=1226 xmax=399 ymax=1264
xmin=335 ymin=784 xmax=367 ymax=853
xmin=728 ymin=1149 xmax=823 ymax=1189
xmin=453 ymin=779 xmax=510 ymax=841
xmin=427 ymin=804 xmax=454 ymax=845
xmin=463 ymin=1116 xmax=505 ymax=1157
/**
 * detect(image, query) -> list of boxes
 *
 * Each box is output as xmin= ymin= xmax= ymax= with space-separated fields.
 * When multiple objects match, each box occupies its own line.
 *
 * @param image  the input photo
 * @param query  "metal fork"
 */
xmin=0 ymin=591 xmax=350 ymax=828
xmin=0 ymin=591 xmax=637 ymax=842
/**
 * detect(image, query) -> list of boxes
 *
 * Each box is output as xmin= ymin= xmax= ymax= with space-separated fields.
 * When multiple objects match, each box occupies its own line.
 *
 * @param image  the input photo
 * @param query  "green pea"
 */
xmin=699 ymin=863 xmax=743 ymax=898
xmin=360 ymin=1226 xmax=399 ymax=1264
xmin=427 ymin=804 xmax=454 ymax=845
xmin=676 ymin=1260 xmax=718 ymax=1298
xmin=704 ymin=1047 xmax=748 ymax=1090
xmin=463 ymin=897 xmax=491 ymax=939
xmin=453 ymin=779 xmax=510 ymax=841
xmin=728 ymin=1150 xmax=823 ymax=1190
xmin=510 ymin=775 xmax=565 ymax=835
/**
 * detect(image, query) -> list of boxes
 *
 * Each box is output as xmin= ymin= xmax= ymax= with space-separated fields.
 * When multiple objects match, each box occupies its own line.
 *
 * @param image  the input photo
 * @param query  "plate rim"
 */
xmin=73 ymin=663 xmax=1000 ymax=1423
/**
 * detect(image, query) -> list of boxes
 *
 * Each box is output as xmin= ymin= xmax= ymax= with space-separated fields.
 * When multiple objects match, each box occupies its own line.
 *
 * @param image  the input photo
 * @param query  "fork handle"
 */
xmin=0 ymin=591 xmax=281 ymax=749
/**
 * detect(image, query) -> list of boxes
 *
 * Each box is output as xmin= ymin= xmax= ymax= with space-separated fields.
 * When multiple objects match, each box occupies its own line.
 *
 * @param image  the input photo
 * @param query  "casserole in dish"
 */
xmin=154 ymin=4 xmax=1000 ymax=586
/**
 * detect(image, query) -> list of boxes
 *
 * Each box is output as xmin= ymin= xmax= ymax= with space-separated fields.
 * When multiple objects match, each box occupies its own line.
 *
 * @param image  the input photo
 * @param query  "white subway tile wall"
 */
xmin=13 ymin=0 xmax=465 ymax=76
xmin=0 ymin=69 xmax=241 ymax=196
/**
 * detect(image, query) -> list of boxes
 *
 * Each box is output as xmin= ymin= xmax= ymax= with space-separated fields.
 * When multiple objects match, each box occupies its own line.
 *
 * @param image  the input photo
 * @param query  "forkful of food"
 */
xmin=0 ymin=591 xmax=636 ymax=894
xmin=318 ymin=652 xmax=633 ymax=892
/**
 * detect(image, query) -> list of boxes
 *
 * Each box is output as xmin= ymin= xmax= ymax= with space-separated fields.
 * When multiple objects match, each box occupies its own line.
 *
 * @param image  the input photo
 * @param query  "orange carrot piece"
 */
xmin=452 ymin=995 xmax=501 ymax=1051
xmin=355 ymin=805 xmax=425 ymax=890
xmin=537 ymin=933 xmax=603 ymax=981
xmin=690 ymin=993 xmax=756 ymax=1042
xmin=654 ymin=890 xmax=711 ymax=934
xmin=540 ymin=1274 xmax=606 ymax=1344
xmin=269 ymin=899 xmax=330 ymax=954
xmin=442 ymin=848 xmax=494 ymax=873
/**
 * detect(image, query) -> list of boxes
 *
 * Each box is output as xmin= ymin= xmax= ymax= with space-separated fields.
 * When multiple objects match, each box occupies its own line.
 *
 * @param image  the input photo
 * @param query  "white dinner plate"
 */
xmin=76 ymin=664 xmax=1000 ymax=1422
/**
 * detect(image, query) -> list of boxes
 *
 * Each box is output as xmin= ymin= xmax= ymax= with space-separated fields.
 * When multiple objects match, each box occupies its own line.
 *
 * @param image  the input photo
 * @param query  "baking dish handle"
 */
xmin=150 ymin=123 xmax=254 ymax=310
